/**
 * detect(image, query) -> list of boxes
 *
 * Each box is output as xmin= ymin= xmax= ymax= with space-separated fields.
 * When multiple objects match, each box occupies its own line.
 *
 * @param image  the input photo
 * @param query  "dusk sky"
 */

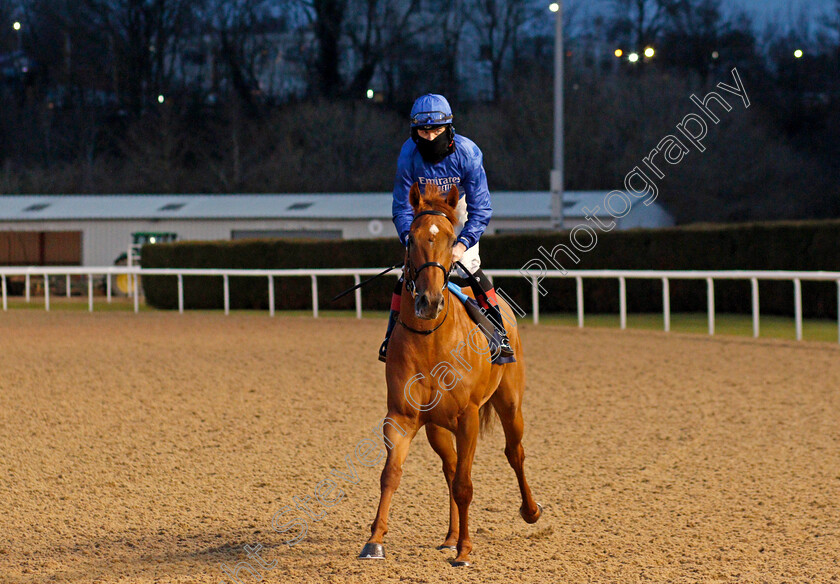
xmin=728 ymin=0 xmax=833 ymax=29
xmin=585 ymin=0 xmax=836 ymax=33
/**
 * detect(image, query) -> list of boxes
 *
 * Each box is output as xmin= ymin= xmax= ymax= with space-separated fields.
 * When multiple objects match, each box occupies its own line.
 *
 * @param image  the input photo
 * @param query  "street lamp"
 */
xmin=13 ymin=21 xmax=21 ymax=52
xmin=644 ymin=47 xmax=655 ymax=58
xmin=549 ymin=1 xmax=564 ymax=230
xmin=614 ymin=49 xmax=623 ymax=58
xmin=794 ymin=49 xmax=803 ymax=59
xmin=628 ymin=52 xmax=639 ymax=63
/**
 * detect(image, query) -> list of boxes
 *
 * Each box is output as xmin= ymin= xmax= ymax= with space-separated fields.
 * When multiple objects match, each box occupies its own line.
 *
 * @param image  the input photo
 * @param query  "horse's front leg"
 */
xmin=359 ymin=413 xmax=418 ymax=560
xmin=452 ymin=405 xmax=480 ymax=567
xmin=426 ymin=423 xmax=459 ymax=550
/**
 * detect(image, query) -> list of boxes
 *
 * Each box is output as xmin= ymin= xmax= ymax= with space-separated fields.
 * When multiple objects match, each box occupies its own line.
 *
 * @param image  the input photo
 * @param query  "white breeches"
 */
xmin=453 ymin=196 xmax=481 ymax=277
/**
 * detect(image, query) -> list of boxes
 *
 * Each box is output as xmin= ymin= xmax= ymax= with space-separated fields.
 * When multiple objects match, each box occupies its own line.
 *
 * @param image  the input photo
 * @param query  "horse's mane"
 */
xmin=415 ymin=183 xmax=458 ymax=226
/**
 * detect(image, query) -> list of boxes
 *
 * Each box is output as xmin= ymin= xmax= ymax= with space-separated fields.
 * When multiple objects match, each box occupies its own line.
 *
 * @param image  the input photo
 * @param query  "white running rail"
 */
xmin=1 ymin=267 xmax=839 ymax=343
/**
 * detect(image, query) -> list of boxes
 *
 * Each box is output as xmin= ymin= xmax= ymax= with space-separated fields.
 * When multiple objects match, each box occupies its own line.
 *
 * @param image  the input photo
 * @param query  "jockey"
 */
xmin=379 ymin=93 xmax=514 ymax=362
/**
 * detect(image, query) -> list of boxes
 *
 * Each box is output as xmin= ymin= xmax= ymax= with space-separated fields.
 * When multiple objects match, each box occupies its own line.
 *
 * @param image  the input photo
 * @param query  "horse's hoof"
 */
xmin=436 ymin=544 xmax=457 ymax=551
xmin=358 ymin=542 xmax=385 ymax=560
xmin=451 ymin=559 xmax=472 ymax=567
xmin=519 ymin=502 xmax=543 ymax=524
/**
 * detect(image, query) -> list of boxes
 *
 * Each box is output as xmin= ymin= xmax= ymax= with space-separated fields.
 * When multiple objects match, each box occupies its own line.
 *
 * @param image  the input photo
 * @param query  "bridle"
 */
xmin=399 ymin=209 xmax=454 ymax=335
xmin=403 ymin=210 xmax=454 ymax=298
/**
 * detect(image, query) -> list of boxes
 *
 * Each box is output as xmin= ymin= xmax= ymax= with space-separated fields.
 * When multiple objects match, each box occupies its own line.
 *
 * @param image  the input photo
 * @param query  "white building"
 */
xmin=0 ymin=192 xmax=673 ymax=266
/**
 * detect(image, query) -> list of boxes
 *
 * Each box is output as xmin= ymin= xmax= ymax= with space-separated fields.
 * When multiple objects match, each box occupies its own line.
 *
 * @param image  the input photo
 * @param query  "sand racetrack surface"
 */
xmin=1 ymin=311 xmax=839 ymax=583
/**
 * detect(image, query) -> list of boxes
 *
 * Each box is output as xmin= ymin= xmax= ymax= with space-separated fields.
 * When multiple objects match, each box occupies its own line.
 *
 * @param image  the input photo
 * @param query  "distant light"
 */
xmin=149 ymin=237 xmax=156 ymax=244
xmin=644 ymin=47 xmax=655 ymax=58
xmin=614 ymin=49 xmax=623 ymax=58
xmin=366 ymin=89 xmax=374 ymax=99
xmin=712 ymin=51 xmax=719 ymax=59
xmin=628 ymin=52 xmax=639 ymax=63
xmin=794 ymin=49 xmax=803 ymax=58
xmin=549 ymin=3 xmax=559 ymax=12
xmin=21 ymin=66 xmax=28 ymax=73
xmin=157 ymin=94 xmax=165 ymax=103
xmin=13 ymin=21 xmax=21 ymax=31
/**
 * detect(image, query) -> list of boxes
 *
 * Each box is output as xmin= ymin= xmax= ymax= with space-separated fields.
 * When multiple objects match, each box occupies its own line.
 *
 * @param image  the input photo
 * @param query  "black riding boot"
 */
xmin=465 ymin=268 xmax=514 ymax=357
xmin=379 ymin=277 xmax=403 ymax=363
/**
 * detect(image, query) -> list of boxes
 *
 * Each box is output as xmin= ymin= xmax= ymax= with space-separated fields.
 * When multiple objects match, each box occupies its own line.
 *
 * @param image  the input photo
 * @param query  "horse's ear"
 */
xmin=445 ymin=185 xmax=459 ymax=209
xmin=409 ymin=183 xmax=421 ymax=211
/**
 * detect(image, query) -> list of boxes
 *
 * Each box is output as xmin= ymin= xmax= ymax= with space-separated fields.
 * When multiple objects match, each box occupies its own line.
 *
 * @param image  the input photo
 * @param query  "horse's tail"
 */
xmin=479 ymin=402 xmax=496 ymax=436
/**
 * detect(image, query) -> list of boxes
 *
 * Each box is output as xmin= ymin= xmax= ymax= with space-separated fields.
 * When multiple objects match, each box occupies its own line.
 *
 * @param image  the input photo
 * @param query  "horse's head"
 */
xmin=405 ymin=182 xmax=459 ymax=320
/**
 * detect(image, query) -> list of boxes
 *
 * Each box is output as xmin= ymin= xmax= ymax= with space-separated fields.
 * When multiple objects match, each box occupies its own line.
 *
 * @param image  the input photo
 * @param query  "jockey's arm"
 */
xmin=456 ymin=147 xmax=492 ymax=250
xmin=392 ymin=141 xmax=415 ymax=246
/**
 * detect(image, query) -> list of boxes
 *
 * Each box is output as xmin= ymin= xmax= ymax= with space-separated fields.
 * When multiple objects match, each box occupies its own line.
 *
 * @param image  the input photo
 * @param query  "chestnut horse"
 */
xmin=358 ymin=183 xmax=541 ymax=567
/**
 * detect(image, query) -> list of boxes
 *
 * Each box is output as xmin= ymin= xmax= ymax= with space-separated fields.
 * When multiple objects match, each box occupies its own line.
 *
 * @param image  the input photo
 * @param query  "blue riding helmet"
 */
xmin=410 ymin=94 xmax=453 ymax=128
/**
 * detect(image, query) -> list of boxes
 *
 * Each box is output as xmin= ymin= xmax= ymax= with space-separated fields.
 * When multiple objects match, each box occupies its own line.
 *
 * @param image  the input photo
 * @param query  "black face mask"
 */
xmin=413 ymin=126 xmax=454 ymax=163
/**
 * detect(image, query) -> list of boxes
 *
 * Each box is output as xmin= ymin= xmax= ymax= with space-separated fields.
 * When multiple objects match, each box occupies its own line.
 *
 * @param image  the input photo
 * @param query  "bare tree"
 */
xmin=201 ymin=0 xmax=288 ymax=107
xmin=658 ymin=0 xmax=728 ymax=78
xmin=437 ymin=0 xmax=468 ymax=96
xmin=604 ymin=0 xmax=669 ymax=50
xmin=822 ymin=0 xmax=840 ymax=47
xmin=80 ymin=0 xmax=200 ymax=114
xmin=291 ymin=0 xmax=348 ymax=97
xmin=0 ymin=0 xmax=18 ymax=54
xmin=342 ymin=0 xmax=422 ymax=98
xmin=465 ymin=0 xmax=540 ymax=102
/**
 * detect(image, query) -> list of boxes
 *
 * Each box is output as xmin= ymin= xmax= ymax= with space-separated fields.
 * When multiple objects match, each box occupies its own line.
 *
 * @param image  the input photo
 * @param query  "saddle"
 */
xmin=446 ymin=282 xmax=516 ymax=365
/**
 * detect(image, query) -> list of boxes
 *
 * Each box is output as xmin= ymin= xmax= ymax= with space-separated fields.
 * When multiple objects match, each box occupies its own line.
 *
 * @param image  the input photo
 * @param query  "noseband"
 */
xmin=404 ymin=209 xmax=454 ymax=299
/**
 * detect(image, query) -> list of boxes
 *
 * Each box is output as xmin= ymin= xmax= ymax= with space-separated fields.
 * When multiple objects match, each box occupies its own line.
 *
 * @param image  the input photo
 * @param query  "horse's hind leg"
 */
xmin=490 ymin=365 xmax=541 ymax=524
xmin=426 ymin=424 xmax=459 ymax=550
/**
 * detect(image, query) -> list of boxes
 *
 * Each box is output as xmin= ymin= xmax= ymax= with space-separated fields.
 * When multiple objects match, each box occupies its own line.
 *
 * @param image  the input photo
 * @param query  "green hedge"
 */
xmin=142 ymin=219 xmax=840 ymax=318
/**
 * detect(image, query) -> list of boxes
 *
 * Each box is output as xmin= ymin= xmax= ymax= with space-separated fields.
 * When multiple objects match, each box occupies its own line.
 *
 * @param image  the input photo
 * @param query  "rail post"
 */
xmin=311 ymin=275 xmax=319 ymax=318
xmin=706 ymin=277 xmax=715 ymax=335
xmin=268 ymin=275 xmax=275 ymax=317
xmin=794 ymin=278 xmax=802 ymax=341
xmin=354 ymin=274 xmax=362 ymax=319
xmin=223 ymin=275 xmax=230 ymax=315
xmin=531 ymin=276 xmax=539 ymax=325
xmin=1 ymin=275 xmax=6 ymax=311
xmin=66 ymin=274 xmax=71 ymax=298
xmin=576 ymin=276 xmax=584 ymax=328
xmin=88 ymin=275 xmax=94 ymax=312
xmin=662 ymin=277 xmax=670 ymax=332
xmin=751 ymin=278 xmax=759 ymax=338
xmin=44 ymin=274 xmax=50 ymax=312
xmin=178 ymin=274 xmax=184 ymax=314
xmin=619 ymin=276 xmax=627 ymax=330
xmin=25 ymin=272 xmax=30 ymax=303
